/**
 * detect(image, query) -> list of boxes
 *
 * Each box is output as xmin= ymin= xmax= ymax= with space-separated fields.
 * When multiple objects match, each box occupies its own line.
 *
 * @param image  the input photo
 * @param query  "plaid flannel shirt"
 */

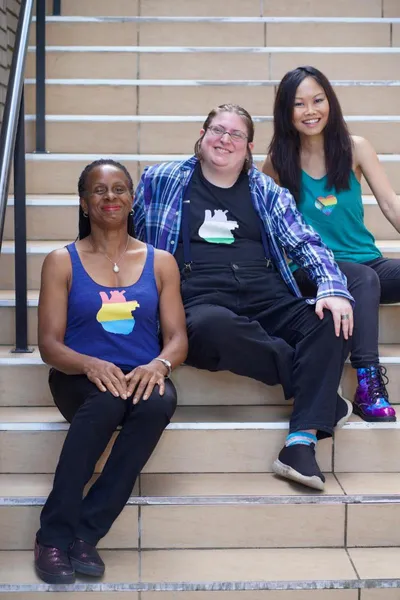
xmin=134 ymin=155 xmax=353 ymax=305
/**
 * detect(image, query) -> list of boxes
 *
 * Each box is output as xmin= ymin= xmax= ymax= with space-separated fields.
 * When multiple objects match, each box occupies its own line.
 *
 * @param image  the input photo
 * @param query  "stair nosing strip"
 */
xmin=27 ymin=45 xmax=400 ymax=53
xmin=1 ymin=421 xmax=400 ymax=431
xmin=1 ymin=493 xmax=400 ymax=506
xmin=22 ymin=114 xmax=400 ymax=123
xmin=33 ymin=16 xmax=400 ymax=23
xmin=23 ymin=78 xmax=400 ymax=86
xmin=0 ymin=578 xmax=399 ymax=592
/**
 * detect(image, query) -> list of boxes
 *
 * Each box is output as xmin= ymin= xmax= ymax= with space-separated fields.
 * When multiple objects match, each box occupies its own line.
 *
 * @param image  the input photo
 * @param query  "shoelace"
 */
xmin=365 ymin=365 xmax=390 ymax=401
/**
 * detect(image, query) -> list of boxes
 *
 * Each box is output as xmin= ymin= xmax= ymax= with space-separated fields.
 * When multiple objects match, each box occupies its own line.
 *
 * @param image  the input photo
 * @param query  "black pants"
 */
xmin=182 ymin=261 xmax=350 ymax=438
xmin=295 ymin=257 xmax=400 ymax=368
xmin=37 ymin=369 xmax=177 ymax=551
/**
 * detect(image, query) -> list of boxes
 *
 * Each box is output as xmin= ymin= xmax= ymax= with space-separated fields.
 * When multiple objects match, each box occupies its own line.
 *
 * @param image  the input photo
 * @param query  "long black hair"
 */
xmin=78 ymin=159 xmax=135 ymax=240
xmin=269 ymin=66 xmax=353 ymax=202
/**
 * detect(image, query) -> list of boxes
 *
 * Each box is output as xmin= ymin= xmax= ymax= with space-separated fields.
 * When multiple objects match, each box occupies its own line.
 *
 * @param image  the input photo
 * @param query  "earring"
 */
xmin=83 ymin=211 xmax=89 ymax=218
xmin=129 ymin=211 xmax=134 ymax=216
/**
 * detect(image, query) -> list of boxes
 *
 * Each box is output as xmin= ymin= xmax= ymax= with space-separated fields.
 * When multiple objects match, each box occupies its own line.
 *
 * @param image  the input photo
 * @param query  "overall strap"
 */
xmin=259 ymin=220 xmax=272 ymax=267
xmin=182 ymin=173 xmax=194 ymax=272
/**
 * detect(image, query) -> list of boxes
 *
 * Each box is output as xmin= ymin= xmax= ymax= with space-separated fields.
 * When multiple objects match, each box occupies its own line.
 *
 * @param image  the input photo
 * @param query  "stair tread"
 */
xmin=0 ymin=548 xmax=358 ymax=587
xmin=3 ymin=547 xmax=400 ymax=588
xmin=2 ymin=405 xmax=400 ymax=431
xmin=2 ymin=472 xmax=400 ymax=499
xmin=1 ymin=289 xmax=400 ymax=308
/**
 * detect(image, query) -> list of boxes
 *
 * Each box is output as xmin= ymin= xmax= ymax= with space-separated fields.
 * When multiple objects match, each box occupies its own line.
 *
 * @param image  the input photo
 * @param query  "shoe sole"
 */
xmin=352 ymin=404 xmax=397 ymax=423
xmin=35 ymin=565 xmax=75 ymax=585
xmin=272 ymin=459 xmax=325 ymax=491
xmin=336 ymin=397 xmax=353 ymax=429
xmin=70 ymin=557 xmax=105 ymax=577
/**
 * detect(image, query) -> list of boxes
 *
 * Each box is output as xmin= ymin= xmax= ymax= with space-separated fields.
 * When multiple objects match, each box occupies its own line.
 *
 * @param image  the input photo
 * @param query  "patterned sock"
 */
xmin=285 ymin=431 xmax=318 ymax=447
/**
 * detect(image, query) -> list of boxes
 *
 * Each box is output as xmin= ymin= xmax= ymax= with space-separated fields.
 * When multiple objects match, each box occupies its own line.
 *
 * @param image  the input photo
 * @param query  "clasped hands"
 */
xmin=84 ymin=357 xmax=167 ymax=403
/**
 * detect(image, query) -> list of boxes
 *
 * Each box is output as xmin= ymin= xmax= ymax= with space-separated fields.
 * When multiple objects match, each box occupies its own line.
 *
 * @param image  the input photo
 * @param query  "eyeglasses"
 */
xmin=207 ymin=125 xmax=248 ymax=142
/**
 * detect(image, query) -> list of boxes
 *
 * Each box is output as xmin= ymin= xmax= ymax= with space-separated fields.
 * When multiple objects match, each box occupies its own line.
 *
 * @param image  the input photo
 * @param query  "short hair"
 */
xmin=194 ymin=104 xmax=255 ymax=173
xmin=77 ymin=159 xmax=135 ymax=239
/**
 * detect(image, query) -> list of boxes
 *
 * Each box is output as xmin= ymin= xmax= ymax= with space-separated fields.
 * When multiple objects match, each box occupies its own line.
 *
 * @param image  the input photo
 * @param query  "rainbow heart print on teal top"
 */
xmin=96 ymin=290 xmax=140 ymax=335
xmin=315 ymin=195 xmax=337 ymax=216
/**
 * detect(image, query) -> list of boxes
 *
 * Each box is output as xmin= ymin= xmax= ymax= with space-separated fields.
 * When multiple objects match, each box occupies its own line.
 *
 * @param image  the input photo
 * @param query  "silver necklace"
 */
xmin=91 ymin=237 xmax=130 ymax=273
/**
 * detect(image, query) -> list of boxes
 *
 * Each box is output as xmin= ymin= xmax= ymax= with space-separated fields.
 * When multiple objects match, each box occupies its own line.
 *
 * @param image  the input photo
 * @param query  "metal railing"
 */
xmin=0 ymin=0 xmax=61 ymax=352
xmin=0 ymin=0 xmax=34 ymax=352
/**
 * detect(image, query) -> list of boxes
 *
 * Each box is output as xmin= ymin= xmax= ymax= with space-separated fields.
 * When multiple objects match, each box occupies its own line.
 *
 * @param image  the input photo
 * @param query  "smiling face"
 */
xmin=199 ymin=111 xmax=254 ymax=174
xmin=292 ymin=76 xmax=330 ymax=138
xmin=80 ymin=164 xmax=133 ymax=230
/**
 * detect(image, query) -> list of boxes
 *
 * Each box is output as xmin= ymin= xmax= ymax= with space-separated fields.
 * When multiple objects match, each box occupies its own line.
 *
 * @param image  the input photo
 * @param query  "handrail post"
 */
xmin=12 ymin=88 xmax=32 ymax=353
xmin=53 ymin=0 xmax=61 ymax=16
xmin=35 ymin=0 xmax=46 ymax=152
xmin=0 ymin=0 xmax=34 ymax=251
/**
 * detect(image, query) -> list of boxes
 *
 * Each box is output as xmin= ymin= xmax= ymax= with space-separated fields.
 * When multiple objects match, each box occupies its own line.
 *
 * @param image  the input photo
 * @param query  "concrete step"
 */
xmin=0 ymin=344 xmax=399 ymax=407
xmin=25 ymin=47 xmax=400 ymax=80
xmin=9 ymin=153 xmax=400 ymax=195
xmin=1 ymin=293 xmax=400 ymax=345
xmin=1 ymin=546 xmax=400 ymax=596
xmin=1 ymin=473 xmax=400 ymax=550
xmin=2 ymin=238 xmax=400 ymax=292
xmin=2 ymin=405 xmax=400 ymax=474
xmin=24 ymin=80 xmax=400 ymax=117
xmin=37 ymin=0 xmax=398 ymax=18
xmin=22 ymin=115 xmax=400 ymax=155
xmin=28 ymin=18 xmax=400 ymax=48
xmin=6 ymin=194 xmax=398 ymax=241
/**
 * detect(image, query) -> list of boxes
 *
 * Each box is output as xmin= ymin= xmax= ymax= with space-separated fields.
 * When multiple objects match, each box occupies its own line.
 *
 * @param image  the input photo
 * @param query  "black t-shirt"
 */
xmin=175 ymin=163 xmax=267 ymax=268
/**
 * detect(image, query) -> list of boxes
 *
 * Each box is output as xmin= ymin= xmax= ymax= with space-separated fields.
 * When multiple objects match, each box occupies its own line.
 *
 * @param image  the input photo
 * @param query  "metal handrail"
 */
xmin=0 ymin=0 xmax=34 ymax=249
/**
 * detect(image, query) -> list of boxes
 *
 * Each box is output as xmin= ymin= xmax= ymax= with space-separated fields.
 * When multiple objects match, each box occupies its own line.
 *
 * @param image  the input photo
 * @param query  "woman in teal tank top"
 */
xmin=263 ymin=66 xmax=400 ymax=423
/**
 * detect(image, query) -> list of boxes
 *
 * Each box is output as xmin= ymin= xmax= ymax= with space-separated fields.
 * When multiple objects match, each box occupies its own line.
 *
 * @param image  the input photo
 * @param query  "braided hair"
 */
xmin=78 ymin=159 xmax=135 ymax=239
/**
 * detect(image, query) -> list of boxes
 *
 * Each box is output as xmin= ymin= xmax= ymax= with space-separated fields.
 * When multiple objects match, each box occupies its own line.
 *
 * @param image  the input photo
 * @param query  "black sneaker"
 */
xmin=272 ymin=443 xmax=325 ymax=491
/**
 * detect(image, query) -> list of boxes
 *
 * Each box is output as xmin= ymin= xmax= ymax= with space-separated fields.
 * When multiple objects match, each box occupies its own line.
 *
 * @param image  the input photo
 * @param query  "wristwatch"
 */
xmin=155 ymin=357 xmax=172 ymax=378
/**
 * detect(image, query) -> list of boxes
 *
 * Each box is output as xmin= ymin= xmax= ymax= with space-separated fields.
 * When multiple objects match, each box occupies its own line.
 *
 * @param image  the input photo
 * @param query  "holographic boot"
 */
xmin=353 ymin=365 xmax=396 ymax=422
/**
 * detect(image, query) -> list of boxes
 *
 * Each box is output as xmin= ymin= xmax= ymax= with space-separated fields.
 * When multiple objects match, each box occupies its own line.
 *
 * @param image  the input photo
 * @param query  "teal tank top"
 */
xmin=294 ymin=170 xmax=382 ymax=266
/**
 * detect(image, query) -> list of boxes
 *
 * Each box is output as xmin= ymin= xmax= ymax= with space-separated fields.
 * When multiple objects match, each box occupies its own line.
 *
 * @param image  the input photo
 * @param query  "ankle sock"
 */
xmin=285 ymin=431 xmax=317 ymax=447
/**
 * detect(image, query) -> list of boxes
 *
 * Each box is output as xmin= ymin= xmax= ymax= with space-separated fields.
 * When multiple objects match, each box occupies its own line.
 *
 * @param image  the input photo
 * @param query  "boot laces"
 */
xmin=365 ymin=365 xmax=389 ymax=401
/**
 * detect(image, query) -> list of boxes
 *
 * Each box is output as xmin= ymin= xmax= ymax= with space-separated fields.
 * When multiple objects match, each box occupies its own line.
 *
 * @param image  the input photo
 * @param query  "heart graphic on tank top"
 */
xmin=96 ymin=290 xmax=140 ymax=335
xmin=315 ymin=195 xmax=337 ymax=216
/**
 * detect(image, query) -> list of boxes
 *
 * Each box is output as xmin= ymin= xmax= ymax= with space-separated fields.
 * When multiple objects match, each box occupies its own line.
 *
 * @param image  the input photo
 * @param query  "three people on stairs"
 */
xmin=35 ymin=70 xmax=400 ymax=584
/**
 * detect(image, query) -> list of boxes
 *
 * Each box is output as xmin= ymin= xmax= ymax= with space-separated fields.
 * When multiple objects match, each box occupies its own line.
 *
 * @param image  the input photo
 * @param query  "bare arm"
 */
xmin=126 ymin=249 xmax=188 ymax=401
xmin=156 ymin=249 xmax=188 ymax=368
xmin=262 ymin=155 xmax=280 ymax=185
xmin=38 ymin=249 xmax=128 ymax=397
xmin=354 ymin=135 xmax=400 ymax=233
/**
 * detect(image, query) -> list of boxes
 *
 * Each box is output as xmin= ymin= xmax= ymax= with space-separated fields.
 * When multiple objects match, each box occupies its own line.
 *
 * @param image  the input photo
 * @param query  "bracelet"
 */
xmin=155 ymin=357 xmax=172 ymax=378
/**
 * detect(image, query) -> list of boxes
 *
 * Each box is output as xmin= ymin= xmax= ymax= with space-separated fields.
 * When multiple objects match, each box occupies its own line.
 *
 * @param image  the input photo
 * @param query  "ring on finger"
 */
xmin=340 ymin=314 xmax=350 ymax=321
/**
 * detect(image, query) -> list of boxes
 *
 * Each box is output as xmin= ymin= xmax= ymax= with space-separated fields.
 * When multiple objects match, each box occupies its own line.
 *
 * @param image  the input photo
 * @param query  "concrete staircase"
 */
xmin=1 ymin=0 xmax=400 ymax=596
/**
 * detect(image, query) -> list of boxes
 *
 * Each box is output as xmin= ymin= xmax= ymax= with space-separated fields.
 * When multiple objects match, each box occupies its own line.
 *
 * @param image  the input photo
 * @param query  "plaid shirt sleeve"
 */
xmin=133 ymin=170 xmax=147 ymax=242
xmin=269 ymin=184 xmax=354 ymax=304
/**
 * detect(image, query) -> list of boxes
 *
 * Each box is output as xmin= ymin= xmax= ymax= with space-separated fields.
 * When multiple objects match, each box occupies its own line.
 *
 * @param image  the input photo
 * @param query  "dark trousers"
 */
xmin=182 ymin=261 xmax=350 ymax=438
xmin=295 ymin=257 xmax=400 ymax=368
xmin=37 ymin=369 xmax=177 ymax=551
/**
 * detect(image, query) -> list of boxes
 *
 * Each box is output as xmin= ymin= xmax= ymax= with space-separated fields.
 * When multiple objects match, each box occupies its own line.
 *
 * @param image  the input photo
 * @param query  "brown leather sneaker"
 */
xmin=69 ymin=538 xmax=105 ymax=577
xmin=34 ymin=538 xmax=75 ymax=584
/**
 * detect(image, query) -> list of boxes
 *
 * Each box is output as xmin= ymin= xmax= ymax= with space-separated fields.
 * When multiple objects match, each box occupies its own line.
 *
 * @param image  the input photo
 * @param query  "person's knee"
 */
xmin=345 ymin=263 xmax=380 ymax=297
xmin=137 ymin=382 xmax=177 ymax=422
xmin=187 ymin=305 xmax=236 ymax=344
xmin=83 ymin=390 xmax=126 ymax=428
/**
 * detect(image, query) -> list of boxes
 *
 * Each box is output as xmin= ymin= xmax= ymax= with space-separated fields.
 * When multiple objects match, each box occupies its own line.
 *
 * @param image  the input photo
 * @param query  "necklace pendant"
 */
xmin=113 ymin=264 xmax=120 ymax=273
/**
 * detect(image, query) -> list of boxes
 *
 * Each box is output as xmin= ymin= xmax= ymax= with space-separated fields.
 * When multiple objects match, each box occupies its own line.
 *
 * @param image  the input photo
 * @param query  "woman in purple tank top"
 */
xmin=34 ymin=160 xmax=188 ymax=585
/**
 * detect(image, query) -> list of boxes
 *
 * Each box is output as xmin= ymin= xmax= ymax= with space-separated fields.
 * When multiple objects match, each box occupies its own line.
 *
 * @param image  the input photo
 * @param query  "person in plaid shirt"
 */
xmin=134 ymin=103 xmax=353 ymax=491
